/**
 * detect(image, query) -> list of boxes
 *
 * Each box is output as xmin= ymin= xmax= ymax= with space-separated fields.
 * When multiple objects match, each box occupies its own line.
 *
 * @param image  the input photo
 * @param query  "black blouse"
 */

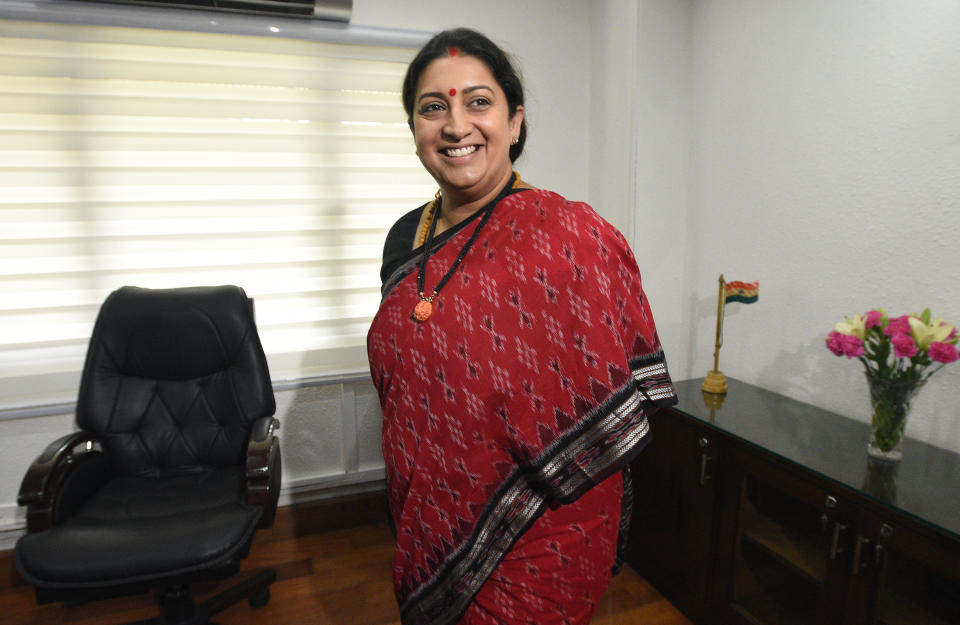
xmin=379 ymin=202 xmax=493 ymax=285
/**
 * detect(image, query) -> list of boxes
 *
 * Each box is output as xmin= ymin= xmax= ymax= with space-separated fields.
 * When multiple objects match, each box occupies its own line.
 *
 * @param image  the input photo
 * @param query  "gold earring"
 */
xmin=511 ymin=136 xmax=519 ymax=145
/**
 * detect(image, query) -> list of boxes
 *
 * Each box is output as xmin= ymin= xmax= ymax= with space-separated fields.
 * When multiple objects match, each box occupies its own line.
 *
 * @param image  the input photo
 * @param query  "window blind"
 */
xmin=0 ymin=17 xmax=435 ymax=410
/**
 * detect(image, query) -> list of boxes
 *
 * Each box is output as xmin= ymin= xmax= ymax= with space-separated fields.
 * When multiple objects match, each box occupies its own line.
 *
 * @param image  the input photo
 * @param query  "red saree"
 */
xmin=367 ymin=189 xmax=676 ymax=625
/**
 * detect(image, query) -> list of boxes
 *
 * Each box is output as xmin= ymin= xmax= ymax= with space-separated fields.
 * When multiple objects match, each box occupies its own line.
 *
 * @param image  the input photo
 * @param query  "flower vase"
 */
xmin=865 ymin=374 xmax=923 ymax=461
xmin=862 ymin=456 xmax=899 ymax=503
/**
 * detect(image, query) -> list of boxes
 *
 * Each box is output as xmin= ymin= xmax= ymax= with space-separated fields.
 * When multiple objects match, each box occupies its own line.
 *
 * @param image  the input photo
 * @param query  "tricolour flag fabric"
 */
xmin=724 ymin=280 xmax=759 ymax=304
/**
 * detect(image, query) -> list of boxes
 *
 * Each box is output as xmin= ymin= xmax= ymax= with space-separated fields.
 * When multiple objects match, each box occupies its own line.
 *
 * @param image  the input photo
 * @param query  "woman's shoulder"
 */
xmin=512 ymin=188 xmax=607 ymax=219
xmin=507 ymin=189 xmax=640 ymax=286
xmin=510 ymin=188 xmax=627 ymax=246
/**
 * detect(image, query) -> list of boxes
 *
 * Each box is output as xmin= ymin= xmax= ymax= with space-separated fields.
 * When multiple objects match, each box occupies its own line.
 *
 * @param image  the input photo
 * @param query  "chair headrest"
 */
xmin=92 ymin=285 xmax=256 ymax=381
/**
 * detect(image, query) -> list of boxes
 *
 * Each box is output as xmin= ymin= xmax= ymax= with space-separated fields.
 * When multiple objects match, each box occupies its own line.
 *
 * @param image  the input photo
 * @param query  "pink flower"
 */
xmin=826 ymin=331 xmax=845 ymax=356
xmin=884 ymin=315 xmax=912 ymax=337
xmin=864 ymin=310 xmax=883 ymax=330
xmin=891 ymin=333 xmax=918 ymax=358
xmin=840 ymin=334 xmax=865 ymax=358
xmin=929 ymin=342 xmax=960 ymax=363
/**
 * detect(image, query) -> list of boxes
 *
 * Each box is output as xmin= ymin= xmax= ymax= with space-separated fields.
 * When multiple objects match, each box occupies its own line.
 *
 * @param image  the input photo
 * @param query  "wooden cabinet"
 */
xmin=627 ymin=378 xmax=960 ymax=625
xmin=627 ymin=404 xmax=722 ymax=623
xmin=860 ymin=506 xmax=960 ymax=624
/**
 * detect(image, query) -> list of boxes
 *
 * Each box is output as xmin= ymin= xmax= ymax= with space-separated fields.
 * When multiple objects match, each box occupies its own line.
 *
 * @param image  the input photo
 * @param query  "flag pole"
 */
xmin=702 ymin=274 xmax=729 ymax=394
xmin=712 ymin=274 xmax=725 ymax=372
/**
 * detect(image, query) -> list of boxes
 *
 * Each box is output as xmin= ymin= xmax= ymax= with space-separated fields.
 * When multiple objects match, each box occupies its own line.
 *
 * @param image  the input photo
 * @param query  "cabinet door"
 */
xmin=719 ymin=450 xmax=853 ymax=625
xmin=848 ymin=508 xmax=960 ymax=625
xmin=626 ymin=408 xmax=720 ymax=622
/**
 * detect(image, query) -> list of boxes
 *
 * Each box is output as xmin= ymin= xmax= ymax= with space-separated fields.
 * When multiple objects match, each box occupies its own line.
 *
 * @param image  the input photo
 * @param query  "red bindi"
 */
xmin=448 ymin=88 xmax=457 ymax=96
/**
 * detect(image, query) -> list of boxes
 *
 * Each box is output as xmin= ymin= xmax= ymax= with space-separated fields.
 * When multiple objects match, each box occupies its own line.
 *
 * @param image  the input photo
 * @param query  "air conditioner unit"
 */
xmin=66 ymin=0 xmax=352 ymax=22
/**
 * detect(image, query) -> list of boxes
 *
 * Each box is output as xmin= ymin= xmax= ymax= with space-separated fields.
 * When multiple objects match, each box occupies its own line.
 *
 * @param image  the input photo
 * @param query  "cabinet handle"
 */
xmin=873 ymin=543 xmax=885 ymax=566
xmin=852 ymin=535 xmax=871 ymax=576
xmin=829 ymin=522 xmax=848 ymax=560
xmin=874 ymin=523 xmax=894 ymax=566
xmin=699 ymin=453 xmax=713 ymax=485
xmin=820 ymin=495 xmax=839 ymax=532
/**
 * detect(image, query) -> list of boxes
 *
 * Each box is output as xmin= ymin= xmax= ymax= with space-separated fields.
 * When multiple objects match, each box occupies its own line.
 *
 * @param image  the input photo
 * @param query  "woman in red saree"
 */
xmin=367 ymin=28 xmax=676 ymax=625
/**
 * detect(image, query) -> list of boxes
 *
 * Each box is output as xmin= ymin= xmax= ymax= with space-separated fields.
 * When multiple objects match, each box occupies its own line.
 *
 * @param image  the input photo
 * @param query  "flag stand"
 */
xmin=702 ymin=274 xmax=729 ymax=394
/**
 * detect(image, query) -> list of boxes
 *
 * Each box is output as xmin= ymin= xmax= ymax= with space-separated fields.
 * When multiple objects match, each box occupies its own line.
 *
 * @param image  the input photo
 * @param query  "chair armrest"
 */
xmin=18 ymin=431 xmax=106 ymax=533
xmin=246 ymin=417 xmax=280 ymax=528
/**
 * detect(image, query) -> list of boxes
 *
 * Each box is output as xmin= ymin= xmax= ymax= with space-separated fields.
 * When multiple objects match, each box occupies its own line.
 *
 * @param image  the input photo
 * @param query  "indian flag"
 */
xmin=724 ymin=280 xmax=759 ymax=304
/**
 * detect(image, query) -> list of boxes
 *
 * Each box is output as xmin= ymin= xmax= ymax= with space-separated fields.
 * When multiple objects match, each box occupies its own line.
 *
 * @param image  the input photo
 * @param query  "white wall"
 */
xmin=587 ymin=0 xmax=640 ymax=240
xmin=681 ymin=0 xmax=960 ymax=451
xmin=587 ymin=0 xmax=695 ymax=379
xmin=632 ymin=0 xmax=695 ymax=378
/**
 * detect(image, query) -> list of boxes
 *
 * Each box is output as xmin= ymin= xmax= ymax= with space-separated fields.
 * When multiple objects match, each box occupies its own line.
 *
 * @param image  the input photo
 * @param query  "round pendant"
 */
xmin=413 ymin=299 xmax=433 ymax=322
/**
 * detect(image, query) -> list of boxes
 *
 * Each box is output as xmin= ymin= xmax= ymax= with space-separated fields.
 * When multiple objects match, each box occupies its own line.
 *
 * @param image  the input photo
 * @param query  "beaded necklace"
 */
xmin=418 ymin=190 xmax=441 ymax=247
xmin=413 ymin=171 xmax=521 ymax=322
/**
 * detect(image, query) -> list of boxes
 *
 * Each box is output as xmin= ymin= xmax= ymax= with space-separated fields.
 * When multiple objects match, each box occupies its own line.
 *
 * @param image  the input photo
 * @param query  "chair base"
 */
xmin=123 ymin=568 xmax=276 ymax=625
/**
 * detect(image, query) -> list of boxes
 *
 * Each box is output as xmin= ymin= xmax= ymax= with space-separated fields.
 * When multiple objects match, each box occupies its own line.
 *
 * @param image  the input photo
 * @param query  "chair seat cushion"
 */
xmin=15 ymin=467 xmax=262 ymax=588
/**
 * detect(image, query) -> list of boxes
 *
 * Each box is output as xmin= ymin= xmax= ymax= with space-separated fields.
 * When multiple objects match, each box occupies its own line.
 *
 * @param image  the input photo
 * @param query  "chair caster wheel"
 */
xmin=249 ymin=587 xmax=270 ymax=608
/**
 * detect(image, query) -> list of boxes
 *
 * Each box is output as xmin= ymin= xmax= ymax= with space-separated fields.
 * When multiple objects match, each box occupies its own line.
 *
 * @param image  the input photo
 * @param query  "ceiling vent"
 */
xmin=67 ymin=0 xmax=352 ymax=22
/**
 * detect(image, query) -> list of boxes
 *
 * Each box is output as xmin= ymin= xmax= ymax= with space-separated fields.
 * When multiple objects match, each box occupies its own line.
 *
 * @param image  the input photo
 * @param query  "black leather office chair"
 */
xmin=14 ymin=286 xmax=281 ymax=625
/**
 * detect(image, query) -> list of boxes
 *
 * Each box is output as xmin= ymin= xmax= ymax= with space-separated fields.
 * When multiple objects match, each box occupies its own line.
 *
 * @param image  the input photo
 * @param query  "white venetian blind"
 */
xmin=0 ymin=17 xmax=435 ymax=410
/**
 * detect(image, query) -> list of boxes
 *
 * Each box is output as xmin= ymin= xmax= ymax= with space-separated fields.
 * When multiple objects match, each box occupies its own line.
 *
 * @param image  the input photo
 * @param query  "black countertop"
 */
xmin=672 ymin=377 xmax=960 ymax=541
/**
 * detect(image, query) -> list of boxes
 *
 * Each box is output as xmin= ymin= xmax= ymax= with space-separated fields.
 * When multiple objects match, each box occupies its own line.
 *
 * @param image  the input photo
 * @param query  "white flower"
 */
xmin=909 ymin=317 xmax=954 ymax=349
xmin=835 ymin=314 xmax=866 ymax=339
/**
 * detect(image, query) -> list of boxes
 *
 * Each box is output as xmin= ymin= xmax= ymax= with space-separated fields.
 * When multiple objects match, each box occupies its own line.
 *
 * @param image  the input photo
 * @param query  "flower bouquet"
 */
xmin=826 ymin=309 xmax=959 ymax=460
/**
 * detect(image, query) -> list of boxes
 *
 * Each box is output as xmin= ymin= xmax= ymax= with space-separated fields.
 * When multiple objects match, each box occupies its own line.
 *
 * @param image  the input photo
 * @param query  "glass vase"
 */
xmin=865 ymin=373 xmax=923 ymax=461
xmin=861 ymin=455 xmax=899 ymax=503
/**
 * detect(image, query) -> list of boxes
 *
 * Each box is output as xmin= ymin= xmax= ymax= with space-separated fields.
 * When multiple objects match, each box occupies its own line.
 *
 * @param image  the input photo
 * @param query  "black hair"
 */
xmin=402 ymin=28 xmax=527 ymax=162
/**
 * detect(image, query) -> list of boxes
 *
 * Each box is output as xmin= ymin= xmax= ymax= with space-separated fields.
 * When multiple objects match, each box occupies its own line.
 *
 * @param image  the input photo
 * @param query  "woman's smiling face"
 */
xmin=412 ymin=54 xmax=523 ymax=204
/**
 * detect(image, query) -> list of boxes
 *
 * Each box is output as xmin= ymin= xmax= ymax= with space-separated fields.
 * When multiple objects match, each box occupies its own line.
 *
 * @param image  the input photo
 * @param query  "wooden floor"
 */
xmin=1 ymin=501 xmax=693 ymax=625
